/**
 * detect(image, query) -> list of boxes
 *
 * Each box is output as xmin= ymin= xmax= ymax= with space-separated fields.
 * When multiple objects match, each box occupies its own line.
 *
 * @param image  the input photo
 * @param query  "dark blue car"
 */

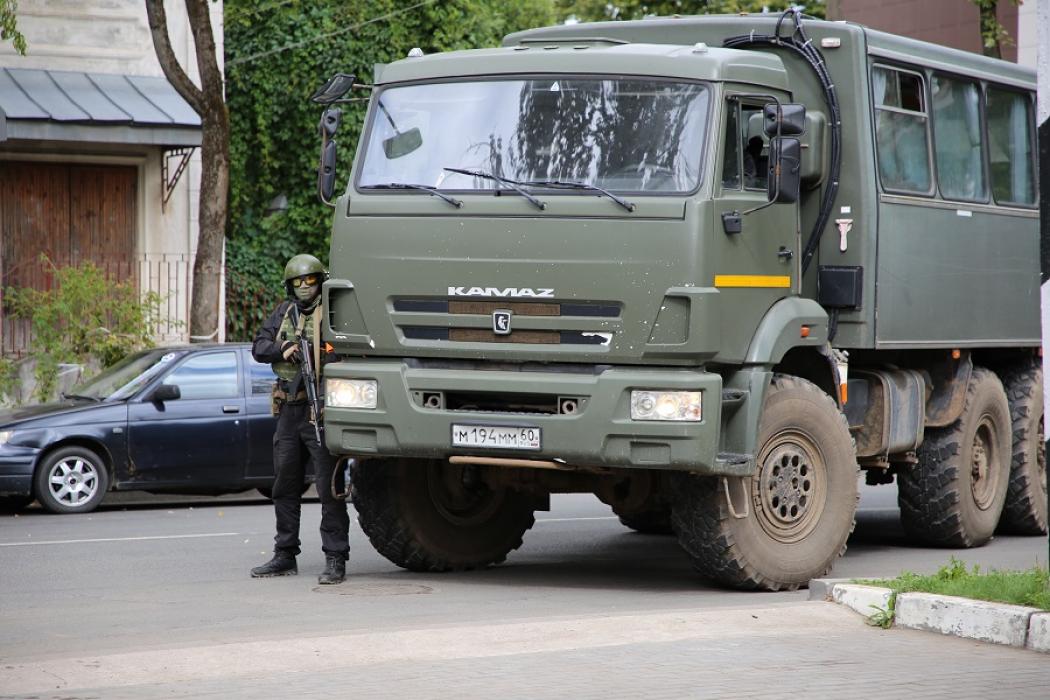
xmin=0 ymin=343 xmax=296 ymax=514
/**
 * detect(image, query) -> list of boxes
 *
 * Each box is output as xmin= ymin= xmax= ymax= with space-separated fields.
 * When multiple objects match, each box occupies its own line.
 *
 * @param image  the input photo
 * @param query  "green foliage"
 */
xmin=969 ymin=0 xmax=1020 ymax=58
xmin=4 ymin=258 xmax=166 ymax=403
xmin=558 ymin=0 xmax=825 ymax=22
xmin=224 ymin=0 xmax=556 ymax=339
xmin=866 ymin=593 xmax=896 ymax=629
xmin=0 ymin=0 xmax=27 ymax=55
xmin=859 ymin=558 xmax=1050 ymax=612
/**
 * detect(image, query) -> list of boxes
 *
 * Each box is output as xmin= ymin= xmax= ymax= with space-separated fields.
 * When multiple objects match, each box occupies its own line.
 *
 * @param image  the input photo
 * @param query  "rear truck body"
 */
xmin=317 ymin=13 xmax=1043 ymax=590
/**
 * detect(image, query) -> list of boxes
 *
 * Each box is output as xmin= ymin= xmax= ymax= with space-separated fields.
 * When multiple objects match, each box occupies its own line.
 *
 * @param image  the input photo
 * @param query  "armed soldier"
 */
xmin=250 ymin=254 xmax=350 ymax=584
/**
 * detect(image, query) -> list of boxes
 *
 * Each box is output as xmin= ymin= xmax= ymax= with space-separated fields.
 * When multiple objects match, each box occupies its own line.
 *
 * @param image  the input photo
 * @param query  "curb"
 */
xmin=810 ymin=579 xmax=1050 ymax=653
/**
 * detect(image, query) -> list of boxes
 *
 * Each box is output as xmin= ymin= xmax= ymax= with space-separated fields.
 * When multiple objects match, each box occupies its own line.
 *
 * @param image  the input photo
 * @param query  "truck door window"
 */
xmin=721 ymin=102 xmax=741 ymax=189
xmin=740 ymin=105 xmax=768 ymax=191
xmin=986 ymin=86 xmax=1036 ymax=206
xmin=931 ymin=74 xmax=986 ymax=202
xmin=872 ymin=66 xmax=932 ymax=194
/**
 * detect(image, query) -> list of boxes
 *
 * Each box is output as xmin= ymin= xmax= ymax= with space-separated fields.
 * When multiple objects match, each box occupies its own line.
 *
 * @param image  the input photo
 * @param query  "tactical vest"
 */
xmin=272 ymin=302 xmax=318 ymax=382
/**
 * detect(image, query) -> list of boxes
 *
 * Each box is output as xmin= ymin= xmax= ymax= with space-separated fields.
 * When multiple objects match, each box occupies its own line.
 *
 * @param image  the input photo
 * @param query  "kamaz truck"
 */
xmin=311 ymin=12 xmax=1043 ymax=590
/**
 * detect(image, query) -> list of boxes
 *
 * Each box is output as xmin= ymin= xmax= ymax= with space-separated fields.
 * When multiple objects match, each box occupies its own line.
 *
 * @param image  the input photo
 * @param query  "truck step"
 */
xmin=715 ymin=452 xmax=753 ymax=475
xmin=720 ymin=389 xmax=748 ymax=416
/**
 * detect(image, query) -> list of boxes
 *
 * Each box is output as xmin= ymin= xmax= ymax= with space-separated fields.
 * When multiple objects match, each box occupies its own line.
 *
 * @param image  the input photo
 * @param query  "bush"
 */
xmin=4 ymin=257 xmax=166 ymax=403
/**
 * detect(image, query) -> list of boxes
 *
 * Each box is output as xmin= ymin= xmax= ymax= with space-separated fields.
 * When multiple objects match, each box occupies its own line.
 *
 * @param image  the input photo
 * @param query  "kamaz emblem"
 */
xmin=448 ymin=286 xmax=555 ymax=298
xmin=493 ymin=310 xmax=512 ymax=335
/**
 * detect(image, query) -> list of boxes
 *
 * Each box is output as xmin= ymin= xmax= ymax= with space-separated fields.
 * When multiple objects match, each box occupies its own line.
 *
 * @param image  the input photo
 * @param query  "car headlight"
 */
xmin=326 ymin=379 xmax=378 ymax=409
xmin=0 ymin=430 xmax=12 ymax=446
xmin=630 ymin=390 xmax=702 ymax=422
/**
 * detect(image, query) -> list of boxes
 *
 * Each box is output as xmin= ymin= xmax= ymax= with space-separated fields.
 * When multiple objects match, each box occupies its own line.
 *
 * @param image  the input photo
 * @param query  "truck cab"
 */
xmin=318 ymin=14 xmax=1042 ymax=590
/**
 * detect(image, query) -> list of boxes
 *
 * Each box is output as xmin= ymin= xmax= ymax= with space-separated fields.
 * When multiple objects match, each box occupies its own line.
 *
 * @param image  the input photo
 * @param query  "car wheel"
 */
xmin=34 ymin=446 xmax=109 ymax=514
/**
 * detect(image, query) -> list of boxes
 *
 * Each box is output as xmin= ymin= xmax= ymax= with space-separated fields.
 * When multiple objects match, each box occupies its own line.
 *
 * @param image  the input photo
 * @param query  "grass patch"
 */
xmin=857 ymin=558 xmax=1050 ymax=612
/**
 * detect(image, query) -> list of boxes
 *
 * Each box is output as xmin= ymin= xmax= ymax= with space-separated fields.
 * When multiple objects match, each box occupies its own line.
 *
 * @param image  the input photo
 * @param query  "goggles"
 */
xmin=290 ymin=274 xmax=320 ymax=288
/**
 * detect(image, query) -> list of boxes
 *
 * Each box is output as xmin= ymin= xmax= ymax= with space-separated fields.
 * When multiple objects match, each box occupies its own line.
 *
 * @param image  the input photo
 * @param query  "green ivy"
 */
xmin=4 ymin=257 xmax=167 ymax=403
xmin=224 ymin=0 xmax=556 ymax=339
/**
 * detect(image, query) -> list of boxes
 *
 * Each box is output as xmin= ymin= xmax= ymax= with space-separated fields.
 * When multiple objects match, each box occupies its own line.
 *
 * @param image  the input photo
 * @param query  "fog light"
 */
xmin=630 ymin=390 xmax=701 ymax=422
xmin=327 ymin=378 xmax=378 ymax=409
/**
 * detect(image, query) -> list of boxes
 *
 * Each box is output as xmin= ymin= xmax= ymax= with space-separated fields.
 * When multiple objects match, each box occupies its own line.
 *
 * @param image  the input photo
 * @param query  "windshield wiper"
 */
xmin=366 ymin=182 xmax=463 ymax=208
xmin=523 ymin=179 xmax=636 ymax=212
xmin=62 ymin=393 xmax=101 ymax=402
xmin=442 ymin=167 xmax=547 ymax=211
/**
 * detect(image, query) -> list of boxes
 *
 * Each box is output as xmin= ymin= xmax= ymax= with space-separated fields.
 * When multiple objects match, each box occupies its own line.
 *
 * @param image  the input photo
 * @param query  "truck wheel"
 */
xmin=671 ymin=375 xmax=858 ymax=591
xmin=899 ymin=368 xmax=1011 ymax=547
xmin=997 ymin=361 xmax=1047 ymax=535
xmin=351 ymin=458 xmax=535 ymax=572
xmin=33 ymin=446 xmax=109 ymax=515
xmin=612 ymin=504 xmax=673 ymax=535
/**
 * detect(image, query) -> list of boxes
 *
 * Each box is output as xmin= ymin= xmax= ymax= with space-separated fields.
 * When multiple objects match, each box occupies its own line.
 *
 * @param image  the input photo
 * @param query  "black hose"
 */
xmin=724 ymin=9 xmax=843 ymax=276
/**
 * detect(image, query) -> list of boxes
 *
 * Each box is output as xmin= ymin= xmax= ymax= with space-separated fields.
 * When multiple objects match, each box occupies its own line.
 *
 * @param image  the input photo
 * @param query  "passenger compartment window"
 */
xmin=872 ymin=66 xmax=932 ymax=194
xmin=162 ymin=352 xmax=239 ymax=400
xmin=721 ymin=101 xmax=741 ymax=189
xmin=931 ymin=74 xmax=986 ymax=201
xmin=720 ymin=100 xmax=768 ymax=192
xmin=986 ymin=87 xmax=1036 ymax=206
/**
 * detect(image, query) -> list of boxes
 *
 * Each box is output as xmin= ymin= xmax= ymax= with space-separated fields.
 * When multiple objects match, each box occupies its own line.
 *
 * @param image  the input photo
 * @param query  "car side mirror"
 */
xmin=151 ymin=384 xmax=181 ymax=403
xmin=767 ymin=137 xmax=802 ymax=204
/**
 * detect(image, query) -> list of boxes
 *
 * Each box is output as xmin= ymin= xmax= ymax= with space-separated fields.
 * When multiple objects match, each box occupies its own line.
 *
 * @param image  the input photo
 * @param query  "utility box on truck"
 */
xmin=315 ymin=12 xmax=1043 ymax=590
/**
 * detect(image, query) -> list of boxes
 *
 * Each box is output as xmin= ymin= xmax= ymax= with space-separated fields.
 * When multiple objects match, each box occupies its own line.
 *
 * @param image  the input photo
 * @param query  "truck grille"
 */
xmin=393 ymin=298 xmax=621 ymax=346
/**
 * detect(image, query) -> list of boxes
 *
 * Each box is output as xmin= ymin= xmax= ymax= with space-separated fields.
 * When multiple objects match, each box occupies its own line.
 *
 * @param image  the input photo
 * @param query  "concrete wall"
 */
xmin=0 ymin=0 xmax=226 ymax=342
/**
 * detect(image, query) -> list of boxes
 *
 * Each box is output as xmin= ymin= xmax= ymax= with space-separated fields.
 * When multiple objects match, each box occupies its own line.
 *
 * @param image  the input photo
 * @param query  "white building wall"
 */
xmin=0 ymin=0 xmax=225 ymax=343
xmin=1017 ymin=0 xmax=1038 ymax=68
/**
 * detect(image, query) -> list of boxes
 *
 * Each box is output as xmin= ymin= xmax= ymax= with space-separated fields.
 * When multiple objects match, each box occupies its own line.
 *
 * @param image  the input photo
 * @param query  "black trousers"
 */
xmin=272 ymin=402 xmax=349 ymax=560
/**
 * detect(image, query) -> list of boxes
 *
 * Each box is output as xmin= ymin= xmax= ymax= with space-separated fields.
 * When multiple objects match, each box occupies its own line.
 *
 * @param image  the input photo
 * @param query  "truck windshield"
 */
xmin=359 ymin=77 xmax=710 ymax=194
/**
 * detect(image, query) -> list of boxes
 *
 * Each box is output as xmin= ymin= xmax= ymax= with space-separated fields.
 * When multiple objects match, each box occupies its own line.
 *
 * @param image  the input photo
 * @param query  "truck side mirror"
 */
xmin=767 ymin=137 xmax=802 ymax=204
xmin=763 ymin=103 xmax=806 ymax=137
xmin=317 ymin=107 xmax=343 ymax=205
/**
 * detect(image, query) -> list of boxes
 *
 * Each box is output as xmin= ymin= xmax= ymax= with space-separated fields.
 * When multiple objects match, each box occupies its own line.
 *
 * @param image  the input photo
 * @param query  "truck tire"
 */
xmin=997 ymin=361 xmax=1047 ymax=535
xmin=612 ymin=504 xmax=673 ymax=535
xmin=351 ymin=457 xmax=535 ymax=572
xmin=899 ymin=367 xmax=1011 ymax=547
xmin=671 ymin=375 xmax=858 ymax=591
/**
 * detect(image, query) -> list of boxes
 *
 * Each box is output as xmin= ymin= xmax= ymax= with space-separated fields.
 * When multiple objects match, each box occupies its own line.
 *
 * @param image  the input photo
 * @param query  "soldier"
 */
xmin=249 ymin=254 xmax=349 ymax=584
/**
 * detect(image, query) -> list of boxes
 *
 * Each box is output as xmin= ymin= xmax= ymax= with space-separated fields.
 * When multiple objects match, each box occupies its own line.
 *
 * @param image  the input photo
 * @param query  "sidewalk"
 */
xmin=3 ymin=600 xmax=1048 ymax=699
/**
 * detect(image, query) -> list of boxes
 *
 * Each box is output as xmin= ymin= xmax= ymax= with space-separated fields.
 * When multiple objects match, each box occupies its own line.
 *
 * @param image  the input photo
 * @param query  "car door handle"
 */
xmin=222 ymin=405 xmax=241 ymax=414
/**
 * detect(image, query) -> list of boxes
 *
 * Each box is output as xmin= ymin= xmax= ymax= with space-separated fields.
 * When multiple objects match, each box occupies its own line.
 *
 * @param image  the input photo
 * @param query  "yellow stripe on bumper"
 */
xmin=714 ymin=275 xmax=791 ymax=288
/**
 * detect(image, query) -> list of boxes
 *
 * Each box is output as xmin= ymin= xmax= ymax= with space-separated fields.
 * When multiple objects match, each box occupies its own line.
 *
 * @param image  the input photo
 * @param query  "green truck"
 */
xmin=312 ymin=12 xmax=1043 ymax=590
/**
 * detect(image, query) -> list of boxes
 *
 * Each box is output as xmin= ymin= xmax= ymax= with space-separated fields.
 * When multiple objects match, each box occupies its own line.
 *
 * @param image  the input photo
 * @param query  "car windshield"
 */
xmin=359 ymin=77 xmax=710 ymax=194
xmin=70 ymin=348 xmax=184 ymax=401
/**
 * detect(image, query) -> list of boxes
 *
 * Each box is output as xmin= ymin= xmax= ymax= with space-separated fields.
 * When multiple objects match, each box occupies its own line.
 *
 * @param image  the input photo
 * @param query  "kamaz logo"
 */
xmin=447 ymin=286 xmax=555 ymax=298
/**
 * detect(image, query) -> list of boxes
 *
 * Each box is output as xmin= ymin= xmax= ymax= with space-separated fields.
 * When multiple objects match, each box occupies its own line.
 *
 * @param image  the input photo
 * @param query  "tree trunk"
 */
xmin=145 ymin=0 xmax=228 ymax=342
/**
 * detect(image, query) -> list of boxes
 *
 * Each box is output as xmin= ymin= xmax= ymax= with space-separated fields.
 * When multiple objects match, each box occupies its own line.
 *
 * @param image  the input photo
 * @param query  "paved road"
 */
xmin=1 ymin=482 xmax=1047 ymax=698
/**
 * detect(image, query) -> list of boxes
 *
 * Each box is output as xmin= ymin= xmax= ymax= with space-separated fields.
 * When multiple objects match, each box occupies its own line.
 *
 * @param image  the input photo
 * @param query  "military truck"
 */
xmin=311 ymin=12 xmax=1043 ymax=590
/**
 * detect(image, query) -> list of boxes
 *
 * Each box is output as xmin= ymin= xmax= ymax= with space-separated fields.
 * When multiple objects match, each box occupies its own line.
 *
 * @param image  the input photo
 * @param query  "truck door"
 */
xmin=713 ymin=97 xmax=799 ymax=352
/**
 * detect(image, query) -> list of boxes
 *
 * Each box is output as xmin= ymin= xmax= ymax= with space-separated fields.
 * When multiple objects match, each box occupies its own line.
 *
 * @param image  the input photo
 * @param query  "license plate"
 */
xmin=451 ymin=424 xmax=541 ymax=451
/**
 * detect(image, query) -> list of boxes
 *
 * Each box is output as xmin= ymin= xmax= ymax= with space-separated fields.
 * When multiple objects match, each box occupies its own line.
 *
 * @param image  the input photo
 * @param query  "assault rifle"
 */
xmin=291 ymin=306 xmax=324 ymax=446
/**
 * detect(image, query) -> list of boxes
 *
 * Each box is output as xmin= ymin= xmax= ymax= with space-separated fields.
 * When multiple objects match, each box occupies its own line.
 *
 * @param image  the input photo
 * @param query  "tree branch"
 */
xmin=144 ymin=0 xmax=205 ymax=115
xmin=185 ymin=0 xmax=224 ymax=107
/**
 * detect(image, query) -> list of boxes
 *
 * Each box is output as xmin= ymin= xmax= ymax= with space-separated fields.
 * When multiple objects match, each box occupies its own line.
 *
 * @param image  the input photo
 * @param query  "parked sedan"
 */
xmin=0 ymin=343 xmax=305 ymax=514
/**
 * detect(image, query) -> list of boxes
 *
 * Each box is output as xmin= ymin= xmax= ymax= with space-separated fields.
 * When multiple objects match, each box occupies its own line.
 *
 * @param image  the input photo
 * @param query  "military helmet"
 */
xmin=283 ymin=254 xmax=326 ymax=282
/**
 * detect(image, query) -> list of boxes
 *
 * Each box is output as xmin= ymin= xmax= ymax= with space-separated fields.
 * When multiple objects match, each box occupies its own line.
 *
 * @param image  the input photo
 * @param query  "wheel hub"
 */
xmin=426 ymin=462 xmax=504 ymax=526
xmin=970 ymin=417 xmax=1000 ymax=510
xmin=49 ymin=458 xmax=98 ymax=506
xmin=754 ymin=432 xmax=826 ymax=543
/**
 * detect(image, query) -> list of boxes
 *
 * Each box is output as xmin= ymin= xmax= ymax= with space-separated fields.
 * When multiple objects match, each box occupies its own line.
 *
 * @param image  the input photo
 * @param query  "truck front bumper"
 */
xmin=324 ymin=359 xmax=732 ymax=474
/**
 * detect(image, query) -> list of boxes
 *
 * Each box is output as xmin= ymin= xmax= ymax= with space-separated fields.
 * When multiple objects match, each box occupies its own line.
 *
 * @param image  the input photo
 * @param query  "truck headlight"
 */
xmin=0 ymin=430 xmax=12 ymax=446
xmin=326 ymin=379 xmax=378 ymax=409
xmin=630 ymin=391 xmax=702 ymax=422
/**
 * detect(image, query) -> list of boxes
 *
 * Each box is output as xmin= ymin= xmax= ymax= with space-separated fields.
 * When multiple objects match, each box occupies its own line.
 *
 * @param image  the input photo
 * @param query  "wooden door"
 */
xmin=0 ymin=162 xmax=137 ymax=356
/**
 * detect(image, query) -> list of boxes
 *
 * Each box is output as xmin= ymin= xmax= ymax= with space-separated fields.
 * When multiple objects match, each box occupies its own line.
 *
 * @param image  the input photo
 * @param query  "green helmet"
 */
xmin=283 ymin=254 xmax=326 ymax=282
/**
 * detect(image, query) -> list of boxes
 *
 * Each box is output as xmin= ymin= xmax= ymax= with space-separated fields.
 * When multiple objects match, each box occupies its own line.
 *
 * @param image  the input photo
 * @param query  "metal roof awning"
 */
xmin=0 ymin=68 xmax=201 ymax=147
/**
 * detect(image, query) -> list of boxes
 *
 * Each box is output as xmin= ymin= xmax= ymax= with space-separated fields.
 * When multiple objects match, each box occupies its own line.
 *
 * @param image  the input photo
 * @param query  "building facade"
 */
xmin=0 ymin=0 xmax=225 ymax=353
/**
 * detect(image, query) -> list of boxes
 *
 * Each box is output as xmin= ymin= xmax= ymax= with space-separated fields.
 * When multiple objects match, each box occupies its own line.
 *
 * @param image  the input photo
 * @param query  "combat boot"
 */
xmin=250 ymin=553 xmax=297 ymax=578
xmin=318 ymin=554 xmax=346 ymax=585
